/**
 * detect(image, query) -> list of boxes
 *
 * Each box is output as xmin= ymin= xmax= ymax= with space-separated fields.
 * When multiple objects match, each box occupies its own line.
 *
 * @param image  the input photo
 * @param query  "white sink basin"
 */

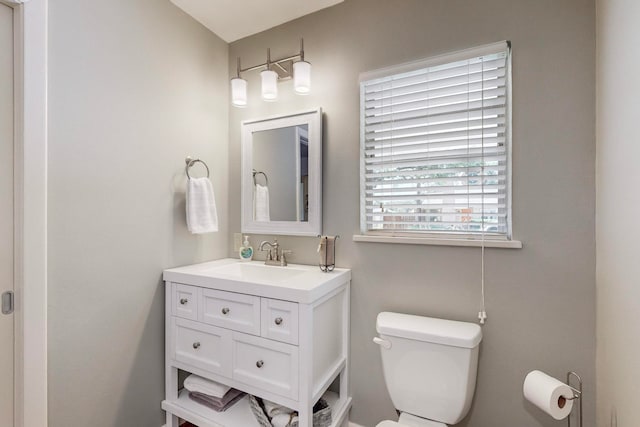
xmin=164 ymin=258 xmax=351 ymax=303
xmin=206 ymin=262 xmax=307 ymax=284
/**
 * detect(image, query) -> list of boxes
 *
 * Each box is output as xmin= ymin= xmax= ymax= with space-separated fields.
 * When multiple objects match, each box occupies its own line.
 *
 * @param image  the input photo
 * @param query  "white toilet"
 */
xmin=374 ymin=312 xmax=483 ymax=427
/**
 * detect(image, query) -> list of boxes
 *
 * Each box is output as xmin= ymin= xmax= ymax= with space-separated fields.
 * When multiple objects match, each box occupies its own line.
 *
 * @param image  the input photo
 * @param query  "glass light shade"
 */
xmin=231 ymin=77 xmax=247 ymax=107
xmin=260 ymin=69 xmax=278 ymax=101
xmin=294 ymin=61 xmax=311 ymax=94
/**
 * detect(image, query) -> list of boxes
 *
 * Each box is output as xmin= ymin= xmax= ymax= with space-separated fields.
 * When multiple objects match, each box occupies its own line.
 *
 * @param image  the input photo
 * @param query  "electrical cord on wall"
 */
xmin=478 ymin=237 xmax=487 ymax=325
xmin=478 ymin=58 xmax=488 ymax=326
xmin=478 ymin=178 xmax=487 ymax=325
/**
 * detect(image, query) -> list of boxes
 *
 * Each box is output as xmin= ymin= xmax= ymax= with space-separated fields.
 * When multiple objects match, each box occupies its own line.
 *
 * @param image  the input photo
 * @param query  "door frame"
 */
xmin=1 ymin=1 xmax=48 ymax=426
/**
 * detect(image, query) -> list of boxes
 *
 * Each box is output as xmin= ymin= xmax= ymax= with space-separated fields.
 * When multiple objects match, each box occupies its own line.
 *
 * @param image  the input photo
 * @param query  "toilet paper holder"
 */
xmin=565 ymin=371 xmax=583 ymax=427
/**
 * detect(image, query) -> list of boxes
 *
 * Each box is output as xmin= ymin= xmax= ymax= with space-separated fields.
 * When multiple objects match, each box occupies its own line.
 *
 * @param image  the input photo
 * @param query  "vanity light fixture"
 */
xmin=294 ymin=39 xmax=311 ymax=95
xmin=231 ymin=59 xmax=248 ymax=108
xmin=261 ymin=49 xmax=279 ymax=101
xmin=231 ymin=38 xmax=312 ymax=107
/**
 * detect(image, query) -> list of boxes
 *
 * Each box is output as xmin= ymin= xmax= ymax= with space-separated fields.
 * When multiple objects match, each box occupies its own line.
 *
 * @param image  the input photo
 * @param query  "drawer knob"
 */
xmin=222 ymin=307 xmax=230 ymax=315
xmin=256 ymin=360 xmax=264 ymax=368
xmin=180 ymin=298 xmax=188 ymax=305
xmin=193 ymin=342 xmax=201 ymax=349
xmin=274 ymin=317 xmax=283 ymax=325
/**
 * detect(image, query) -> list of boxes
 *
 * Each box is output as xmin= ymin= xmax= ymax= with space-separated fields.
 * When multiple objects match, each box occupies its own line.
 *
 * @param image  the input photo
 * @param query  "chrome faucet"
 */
xmin=258 ymin=239 xmax=291 ymax=266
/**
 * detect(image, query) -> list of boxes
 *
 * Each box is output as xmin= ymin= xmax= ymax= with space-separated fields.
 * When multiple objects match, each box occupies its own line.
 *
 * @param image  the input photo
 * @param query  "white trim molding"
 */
xmin=353 ymin=234 xmax=522 ymax=249
xmin=11 ymin=0 xmax=48 ymax=426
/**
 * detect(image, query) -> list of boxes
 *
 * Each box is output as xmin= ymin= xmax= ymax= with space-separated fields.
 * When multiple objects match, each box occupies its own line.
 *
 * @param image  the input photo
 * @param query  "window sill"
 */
xmin=352 ymin=234 xmax=523 ymax=249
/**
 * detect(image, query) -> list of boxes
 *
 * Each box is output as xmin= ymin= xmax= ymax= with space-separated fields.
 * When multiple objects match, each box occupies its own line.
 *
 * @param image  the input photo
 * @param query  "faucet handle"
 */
xmin=281 ymin=250 xmax=292 ymax=266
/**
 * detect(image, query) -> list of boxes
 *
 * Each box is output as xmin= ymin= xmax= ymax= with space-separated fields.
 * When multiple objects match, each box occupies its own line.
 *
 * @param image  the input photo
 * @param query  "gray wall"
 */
xmin=47 ymin=1 xmax=229 ymax=426
xmin=596 ymin=0 xmax=640 ymax=426
xmin=228 ymin=1 xmax=596 ymax=426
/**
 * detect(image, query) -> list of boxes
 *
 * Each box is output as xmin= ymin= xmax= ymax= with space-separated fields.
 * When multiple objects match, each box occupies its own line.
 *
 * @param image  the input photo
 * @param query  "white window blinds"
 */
xmin=360 ymin=42 xmax=512 ymax=238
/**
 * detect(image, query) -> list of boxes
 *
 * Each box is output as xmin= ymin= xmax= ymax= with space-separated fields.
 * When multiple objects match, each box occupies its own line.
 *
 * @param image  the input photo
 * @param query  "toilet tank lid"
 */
xmin=376 ymin=312 xmax=482 ymax=348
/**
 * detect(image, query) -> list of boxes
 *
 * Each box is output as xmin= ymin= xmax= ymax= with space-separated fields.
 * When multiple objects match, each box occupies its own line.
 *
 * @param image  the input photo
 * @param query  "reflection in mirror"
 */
xmin=241 ymin=108 xmax=322 ymax=236
xmin=252 ymin=125 xmax=309 ymax=222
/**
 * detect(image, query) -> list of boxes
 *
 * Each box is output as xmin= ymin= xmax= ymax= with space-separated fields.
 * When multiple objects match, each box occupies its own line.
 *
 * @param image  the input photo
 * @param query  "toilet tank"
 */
xmin=376 ymin=312 xmax=482 ymax=425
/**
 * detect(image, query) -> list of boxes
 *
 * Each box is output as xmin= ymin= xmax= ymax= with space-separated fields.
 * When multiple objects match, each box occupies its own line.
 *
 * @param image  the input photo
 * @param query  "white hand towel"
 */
xmin=253 ymin=184 xmax=270 ymax=222
xmin=186 ymin=177 xmax=219 ymax=234
xmin=183 ymin=374 xmax=230 ymax=399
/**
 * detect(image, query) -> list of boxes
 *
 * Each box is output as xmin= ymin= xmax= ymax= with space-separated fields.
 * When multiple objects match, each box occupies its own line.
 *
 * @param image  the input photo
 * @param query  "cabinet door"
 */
xmin=172 ymin=317 xmax=232 ymax=377
xmin=261 ymin=298 xmax=299 ymax=345
xmin=200 ymin=288 xmax=261 ymax=335
xmin=232 ymin=333 xmax=299 ymax=400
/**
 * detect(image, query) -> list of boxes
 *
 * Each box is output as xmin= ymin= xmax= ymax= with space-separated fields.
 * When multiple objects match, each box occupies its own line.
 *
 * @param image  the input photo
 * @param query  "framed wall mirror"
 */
xmin=241 ymin=109 xmax=322 ymax=236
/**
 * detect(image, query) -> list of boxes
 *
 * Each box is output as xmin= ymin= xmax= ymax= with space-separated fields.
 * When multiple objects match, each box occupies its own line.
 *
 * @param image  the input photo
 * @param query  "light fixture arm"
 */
xmin=236 ymin=38 xmax=306 ymax=77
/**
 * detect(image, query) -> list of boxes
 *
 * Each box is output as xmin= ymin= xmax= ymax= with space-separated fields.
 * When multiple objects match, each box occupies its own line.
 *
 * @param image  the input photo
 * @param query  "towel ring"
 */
xmin=185 ymin=156 xmax=210 ymax=180
xmin=252 ymin=169 xmax=269 ymax=186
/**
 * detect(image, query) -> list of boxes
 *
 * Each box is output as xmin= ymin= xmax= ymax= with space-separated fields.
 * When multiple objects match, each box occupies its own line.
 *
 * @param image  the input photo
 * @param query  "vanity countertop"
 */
xmin=163 ymin=258 xmax=350 ymax=304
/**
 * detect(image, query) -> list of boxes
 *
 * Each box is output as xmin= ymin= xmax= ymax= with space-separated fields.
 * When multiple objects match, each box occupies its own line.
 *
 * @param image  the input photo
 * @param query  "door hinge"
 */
xmin=1 ymin=291 xmax=14 ymax=315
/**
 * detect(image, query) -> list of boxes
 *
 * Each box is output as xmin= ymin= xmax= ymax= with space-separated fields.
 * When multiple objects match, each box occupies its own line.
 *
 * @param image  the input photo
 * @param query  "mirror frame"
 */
xmin=241 ymin=108 xmax=322 ymax=236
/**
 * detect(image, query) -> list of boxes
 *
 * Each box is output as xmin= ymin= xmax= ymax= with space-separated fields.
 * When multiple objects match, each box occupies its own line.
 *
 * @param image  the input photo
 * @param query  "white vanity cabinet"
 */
xmin=162 ymin=259 xmax=351 ymax=427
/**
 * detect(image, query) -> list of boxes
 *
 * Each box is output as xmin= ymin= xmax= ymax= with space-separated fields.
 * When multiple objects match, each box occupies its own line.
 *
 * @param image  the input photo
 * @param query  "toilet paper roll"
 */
xmin=523 ymin=370 xmax=574 ymax=420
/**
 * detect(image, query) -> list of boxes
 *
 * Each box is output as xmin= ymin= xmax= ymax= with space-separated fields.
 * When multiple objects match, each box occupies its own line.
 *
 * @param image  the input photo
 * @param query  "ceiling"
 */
xmin=170 ymin=0 xmax=345 ymax=43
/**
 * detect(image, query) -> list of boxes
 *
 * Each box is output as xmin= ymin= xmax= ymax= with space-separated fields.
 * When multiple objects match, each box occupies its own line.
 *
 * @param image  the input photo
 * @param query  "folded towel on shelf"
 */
xmin=271 ymin=412 xmax=298 ymax=427
xmin=253 ymin=184 xmax=270 ymax=222
xmin=189 ymin=389 xmax=245 ymax=412
xmin=184 ymin=374 xmax=230 ymax=398
xmin=262 ymin=399 xmax=298 ymax=427
xmin=186 ymin=177 xmax=218 ymax=234
xmin=263 ymin=399 xmax=292 ymax=418
xmin=191 ymin=389 xmax=244 ymax=407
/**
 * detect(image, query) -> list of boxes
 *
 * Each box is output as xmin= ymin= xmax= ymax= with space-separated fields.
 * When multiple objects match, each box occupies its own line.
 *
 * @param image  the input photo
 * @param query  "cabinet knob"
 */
xmin=256 ymin=360 xmax=264 ymax=368
xmin=274 ymin=317 xmax=283 ymax=325
xmin=222 ymin=307 xmax=230 ymax=315
xmin=180 ymin=298 xmax=188 ymax=305
xmin=193 ymin=342 xmax=201 ymax=349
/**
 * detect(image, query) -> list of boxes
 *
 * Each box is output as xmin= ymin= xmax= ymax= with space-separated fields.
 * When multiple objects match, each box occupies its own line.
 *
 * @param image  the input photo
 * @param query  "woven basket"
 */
xmin=248 ymin=395 xmax=332 ymax=427
xmin=248 ymin=395 xmax=272 ymax=427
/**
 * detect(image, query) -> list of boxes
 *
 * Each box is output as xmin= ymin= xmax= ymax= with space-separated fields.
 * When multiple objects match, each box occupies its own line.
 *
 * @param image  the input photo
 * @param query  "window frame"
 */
xmin=358 ymin=41 xmax=516 ymax=245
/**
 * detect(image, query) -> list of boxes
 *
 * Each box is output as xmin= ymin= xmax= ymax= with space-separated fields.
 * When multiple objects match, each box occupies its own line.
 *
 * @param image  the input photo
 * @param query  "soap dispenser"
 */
xmin=239 ymin=235 xmax=253 ymax=262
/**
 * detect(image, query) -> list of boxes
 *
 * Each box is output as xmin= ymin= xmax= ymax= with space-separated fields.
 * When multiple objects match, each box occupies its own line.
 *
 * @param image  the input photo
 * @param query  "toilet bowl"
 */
xmin=374 ymin=312 xmax=482 ymax=427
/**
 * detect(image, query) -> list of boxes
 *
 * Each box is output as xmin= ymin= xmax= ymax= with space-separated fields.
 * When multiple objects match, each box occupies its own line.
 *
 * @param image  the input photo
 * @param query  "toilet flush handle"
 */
xmin=373 ymin=336 xmax=392 ymax=349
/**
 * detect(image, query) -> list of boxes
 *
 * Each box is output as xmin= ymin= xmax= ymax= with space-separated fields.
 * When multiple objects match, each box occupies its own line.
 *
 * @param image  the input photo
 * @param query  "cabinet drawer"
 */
xmin=232 ymin=333 xmax=299 ymax=400
xmin=172 ymin=317 xmax=232 ymax=377
xmin=173 ymin=284 xmax=199 ymax=320
xmin=200 ymin=289 xmax=261 ymax=335
xmin=261 ymin=299 xmax=299 ymax=345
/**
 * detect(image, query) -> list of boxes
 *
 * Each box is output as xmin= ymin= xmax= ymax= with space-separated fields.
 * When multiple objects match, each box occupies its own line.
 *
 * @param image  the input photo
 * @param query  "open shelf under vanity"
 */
xmin=162 ymin=389 xmax=351 ymax=427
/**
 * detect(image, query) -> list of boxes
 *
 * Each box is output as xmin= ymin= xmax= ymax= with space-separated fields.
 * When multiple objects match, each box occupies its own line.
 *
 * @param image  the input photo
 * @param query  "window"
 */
xmin=359 ymin=42 xmax=512 ymax=241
